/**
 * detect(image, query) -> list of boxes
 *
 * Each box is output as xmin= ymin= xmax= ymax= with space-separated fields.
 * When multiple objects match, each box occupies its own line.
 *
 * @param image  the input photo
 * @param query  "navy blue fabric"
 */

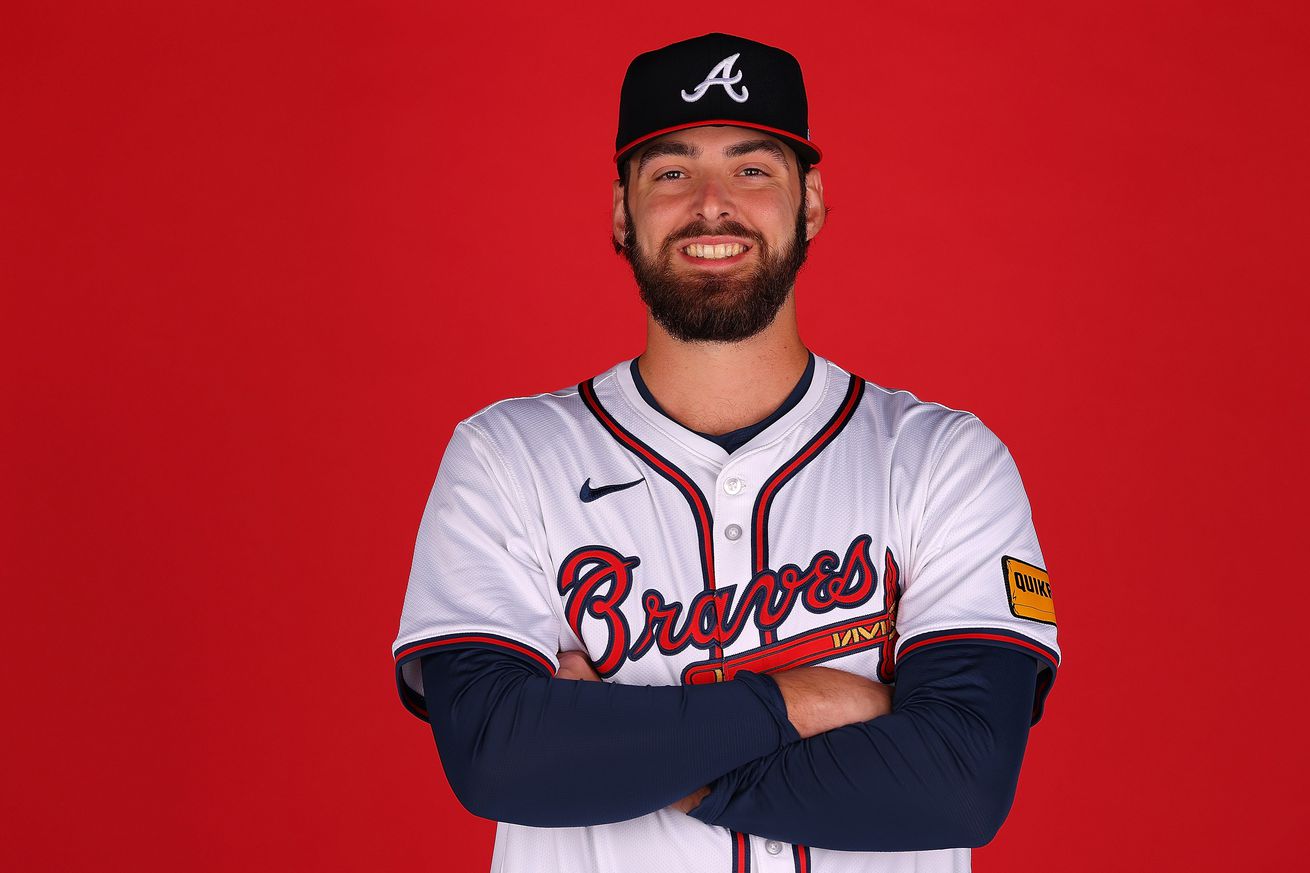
xmin=630 ymin=351 xmax=815 ymax=454
xmin=420 ymin=648 xmax=798 ymax=827
xmin=688 ymin=645 xmax=1040 ymax=851
xmin=421 ymin=642 xmax=1039 ymax=848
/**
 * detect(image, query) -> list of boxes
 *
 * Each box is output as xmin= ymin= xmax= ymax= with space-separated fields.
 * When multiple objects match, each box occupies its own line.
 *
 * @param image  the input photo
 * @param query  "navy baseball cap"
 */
xmin=614 ymin=33 xmax=822 ymax=168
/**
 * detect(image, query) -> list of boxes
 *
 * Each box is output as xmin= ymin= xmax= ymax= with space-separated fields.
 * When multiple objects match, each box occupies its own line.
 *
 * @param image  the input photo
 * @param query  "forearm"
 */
xmin=421 ymin=647 xmax=798 ymax=828
xmin=689 ymin=645 xmax=1041 ymax=851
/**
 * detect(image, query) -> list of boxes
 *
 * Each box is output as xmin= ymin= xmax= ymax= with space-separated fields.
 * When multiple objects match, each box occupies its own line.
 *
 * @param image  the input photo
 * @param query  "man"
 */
xmin=392 ymin=32 xmax=1059 ymax=873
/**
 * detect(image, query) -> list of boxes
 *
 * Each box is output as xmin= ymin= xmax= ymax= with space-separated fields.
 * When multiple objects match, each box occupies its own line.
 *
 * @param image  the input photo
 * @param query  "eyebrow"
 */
xmin=636 ymin=140 xmax=697 ymax=176
xmin=635 ymin=138 xmax=790 ymax=176
xmin=724 ymin=138 xmax=789 ymax=166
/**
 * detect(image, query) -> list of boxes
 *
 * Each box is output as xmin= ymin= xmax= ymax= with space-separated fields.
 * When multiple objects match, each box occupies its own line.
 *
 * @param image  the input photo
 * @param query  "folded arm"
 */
xmin=688 ymin=644 xmax=1042 ymax=851
xmin=420 ymin=646 xmax=887 ymax=827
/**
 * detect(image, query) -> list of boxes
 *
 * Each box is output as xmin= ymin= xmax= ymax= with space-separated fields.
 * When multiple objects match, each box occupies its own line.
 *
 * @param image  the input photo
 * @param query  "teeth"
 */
xmin=685 ymin=243 xmax=746 ymax=259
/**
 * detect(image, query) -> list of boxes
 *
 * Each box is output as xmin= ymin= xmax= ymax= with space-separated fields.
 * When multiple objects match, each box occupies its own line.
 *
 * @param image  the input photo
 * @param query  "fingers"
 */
xmin=556 ymin=650 xmax=602 ymax=681
xmin=671 ymin=785 xmax=711 ymax=814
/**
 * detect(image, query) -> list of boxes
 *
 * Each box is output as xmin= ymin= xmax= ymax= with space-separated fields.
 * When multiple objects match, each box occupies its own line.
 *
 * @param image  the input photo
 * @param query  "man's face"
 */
xmin=613 ymin=126 xmax=824 ymax=343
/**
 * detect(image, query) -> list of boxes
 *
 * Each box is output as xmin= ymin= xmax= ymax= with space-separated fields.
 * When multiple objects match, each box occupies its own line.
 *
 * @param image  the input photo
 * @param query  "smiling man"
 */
xmin=393 ymin=32 xmax=1060 ymax=873
xmin=615 ymin=124 xmax=818 ymax=345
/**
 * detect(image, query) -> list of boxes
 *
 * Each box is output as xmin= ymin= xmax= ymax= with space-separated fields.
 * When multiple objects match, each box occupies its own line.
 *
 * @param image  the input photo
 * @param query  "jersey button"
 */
xmin=765 ymin=840 xmax=783 ymax=855
xmin=724 ymin=476 xmax=744 ymax=495
xmin=724 ymin=523 xmax=742 ymax=541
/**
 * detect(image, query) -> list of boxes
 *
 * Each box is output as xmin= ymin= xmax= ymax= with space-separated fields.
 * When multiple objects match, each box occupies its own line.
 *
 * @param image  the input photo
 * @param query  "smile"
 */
xmin=681 ymin=243 xmax=749 ymax=260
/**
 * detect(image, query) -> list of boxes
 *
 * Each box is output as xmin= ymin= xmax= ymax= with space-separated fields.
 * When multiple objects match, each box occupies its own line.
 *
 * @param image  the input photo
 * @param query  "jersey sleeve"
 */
xmin=894 ymin=414 xmax=1060 ymax=719
xmin=391 ymin=420 xmax=564 ymax=721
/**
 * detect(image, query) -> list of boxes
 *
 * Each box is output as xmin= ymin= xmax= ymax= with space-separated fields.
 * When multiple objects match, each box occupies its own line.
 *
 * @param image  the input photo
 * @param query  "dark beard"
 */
xmin=620 ymin=194 xmax=810 ymax=343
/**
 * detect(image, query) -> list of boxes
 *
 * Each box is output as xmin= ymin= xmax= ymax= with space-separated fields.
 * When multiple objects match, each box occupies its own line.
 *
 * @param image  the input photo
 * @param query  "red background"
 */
xmin=4 ymin=2 xmax=1307 ymax=870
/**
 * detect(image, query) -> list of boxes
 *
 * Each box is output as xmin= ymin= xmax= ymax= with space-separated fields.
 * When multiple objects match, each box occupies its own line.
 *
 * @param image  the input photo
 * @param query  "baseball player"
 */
xmin=392 ymin=32 xmax=1059 ymax=873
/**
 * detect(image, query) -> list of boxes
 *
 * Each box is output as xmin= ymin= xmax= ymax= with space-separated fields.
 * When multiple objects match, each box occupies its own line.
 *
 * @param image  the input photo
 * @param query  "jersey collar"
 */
xmin=607 ymin=351 xmax=833 ymax=464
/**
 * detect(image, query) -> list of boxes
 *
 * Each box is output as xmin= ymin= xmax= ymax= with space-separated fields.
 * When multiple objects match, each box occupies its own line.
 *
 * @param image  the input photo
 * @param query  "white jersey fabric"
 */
xmin=393 ymin=352 xmax=1059 ymax=873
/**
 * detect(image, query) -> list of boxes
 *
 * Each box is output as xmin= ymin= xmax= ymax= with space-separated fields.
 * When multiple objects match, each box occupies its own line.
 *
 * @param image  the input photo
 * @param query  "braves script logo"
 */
xmin=681 ymin=53 xmax=749 ymax=103
xmin=558 ymin=534 xmax=900 ymax=682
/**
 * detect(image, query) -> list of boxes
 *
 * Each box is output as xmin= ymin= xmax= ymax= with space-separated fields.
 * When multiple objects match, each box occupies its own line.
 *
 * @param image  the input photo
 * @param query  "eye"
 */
xmin=656 ymin=170 xmax=686 ymax=181
xmin=741 ymin=167 xmax=768 ymax=176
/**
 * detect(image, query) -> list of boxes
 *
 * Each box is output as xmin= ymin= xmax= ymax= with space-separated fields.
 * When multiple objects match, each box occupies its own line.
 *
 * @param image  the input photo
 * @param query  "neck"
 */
xmin=637 ymin=295 xmax=809 ymax=436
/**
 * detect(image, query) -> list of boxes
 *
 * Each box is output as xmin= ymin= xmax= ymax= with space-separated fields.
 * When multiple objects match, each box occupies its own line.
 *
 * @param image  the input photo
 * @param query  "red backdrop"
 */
xmin=4 ymin=2 xmax=1307 ymax=870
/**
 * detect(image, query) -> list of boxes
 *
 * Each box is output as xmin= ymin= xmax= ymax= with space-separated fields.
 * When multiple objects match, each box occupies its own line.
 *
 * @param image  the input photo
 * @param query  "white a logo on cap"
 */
xmin=681 ymin=53 xmax=749 ymax=103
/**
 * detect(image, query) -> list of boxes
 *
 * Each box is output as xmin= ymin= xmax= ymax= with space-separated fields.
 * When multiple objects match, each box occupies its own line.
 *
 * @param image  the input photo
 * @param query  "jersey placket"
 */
xmin=711 ymin=462 xmax=754 ymax=660
xmin=712 ymin=453 xmax=811 ymax=873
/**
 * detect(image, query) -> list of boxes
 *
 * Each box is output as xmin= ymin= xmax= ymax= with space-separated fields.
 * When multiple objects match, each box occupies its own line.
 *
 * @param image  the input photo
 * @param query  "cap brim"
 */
xmin=615 ymin=119 xmax=822 ymax=168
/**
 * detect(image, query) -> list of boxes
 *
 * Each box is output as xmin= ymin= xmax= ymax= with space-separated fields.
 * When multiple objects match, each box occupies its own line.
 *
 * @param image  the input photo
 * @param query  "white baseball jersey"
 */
xmin=393 ymin=352 xmax=1059 ymax=873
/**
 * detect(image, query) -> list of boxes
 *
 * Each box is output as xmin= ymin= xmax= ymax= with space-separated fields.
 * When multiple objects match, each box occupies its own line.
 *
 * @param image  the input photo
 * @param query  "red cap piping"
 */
xmin=615 ymin=119 xmax=822 ymax=165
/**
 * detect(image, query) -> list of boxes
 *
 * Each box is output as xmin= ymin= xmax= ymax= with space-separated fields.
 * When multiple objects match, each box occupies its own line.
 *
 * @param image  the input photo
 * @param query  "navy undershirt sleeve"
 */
xmin=688 ymin=644 xmax=1042 ymax=851
xmin=420 ymin=646 xmax=799 ymax=828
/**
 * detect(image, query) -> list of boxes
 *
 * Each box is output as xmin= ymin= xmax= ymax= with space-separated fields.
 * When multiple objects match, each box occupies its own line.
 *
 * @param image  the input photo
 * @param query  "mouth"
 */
xmin=681 ymin=242 xmax=750 ymax=260
xmin=677 ymin=237 xmax=754 ymax=267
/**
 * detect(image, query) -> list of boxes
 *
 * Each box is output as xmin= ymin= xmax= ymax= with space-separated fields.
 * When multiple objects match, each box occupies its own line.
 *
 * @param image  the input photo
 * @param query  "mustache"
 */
xmin=663 ymin=220 xmax=764 ymax=250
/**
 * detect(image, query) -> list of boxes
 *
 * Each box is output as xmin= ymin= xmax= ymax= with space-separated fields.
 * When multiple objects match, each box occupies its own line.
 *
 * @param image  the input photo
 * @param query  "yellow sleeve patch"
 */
xmin=1003 ymin=556 xmax=1056 ymax=625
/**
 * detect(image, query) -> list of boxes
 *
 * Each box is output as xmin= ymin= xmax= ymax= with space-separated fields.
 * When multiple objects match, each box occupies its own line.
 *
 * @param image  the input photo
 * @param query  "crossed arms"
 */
xmin=420 ymin=641 xmax=1041 ymax=852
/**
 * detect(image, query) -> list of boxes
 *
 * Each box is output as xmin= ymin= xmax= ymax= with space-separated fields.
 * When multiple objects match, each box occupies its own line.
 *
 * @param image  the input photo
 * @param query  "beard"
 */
xmin=620 ymin=194 xmax=811 ymax=343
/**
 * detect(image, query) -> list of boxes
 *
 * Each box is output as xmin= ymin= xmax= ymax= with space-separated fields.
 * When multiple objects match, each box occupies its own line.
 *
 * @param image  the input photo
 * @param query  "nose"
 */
xmin=692 ymin=176 xmax=734 ymax=222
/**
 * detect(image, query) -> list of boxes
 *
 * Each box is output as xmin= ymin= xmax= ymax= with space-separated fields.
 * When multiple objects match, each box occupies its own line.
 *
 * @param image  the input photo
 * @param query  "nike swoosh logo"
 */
xmin=579 ymin=477 xmax=645 ymax=503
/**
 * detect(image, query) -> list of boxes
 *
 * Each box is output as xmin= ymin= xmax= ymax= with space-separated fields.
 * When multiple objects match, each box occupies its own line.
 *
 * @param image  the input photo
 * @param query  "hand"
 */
xmin=670 ymin=784 xmax=711 ymax=814
xmin=556 ymin=650 xmax=602 ymax=682
xmin=770 ymin=666 xmax=893 ymax=739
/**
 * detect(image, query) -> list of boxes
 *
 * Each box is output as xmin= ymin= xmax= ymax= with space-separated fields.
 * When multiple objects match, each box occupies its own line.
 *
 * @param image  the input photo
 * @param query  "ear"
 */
xmin=612 ymin=179 xmax=628 ymax=249
xmin=803 ymin=167 xmax=826 ymax=241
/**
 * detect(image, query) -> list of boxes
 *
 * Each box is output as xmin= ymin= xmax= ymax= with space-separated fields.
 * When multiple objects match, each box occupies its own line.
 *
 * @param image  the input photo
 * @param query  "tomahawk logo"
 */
xmin=681 ymin=53 xmax=749 ymax=103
